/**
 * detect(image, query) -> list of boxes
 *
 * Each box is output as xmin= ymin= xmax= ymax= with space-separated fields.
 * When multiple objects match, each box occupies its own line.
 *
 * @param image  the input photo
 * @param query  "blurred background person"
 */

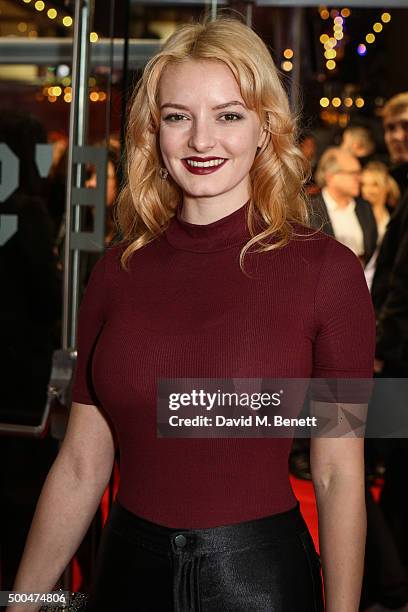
xmin=362 ymin=92 xmax=408 ymax=612
xmin=362 ymin=162 xmax=400 ymax=240
xmin=370 ymin=91 xmax=408 ymax=542
xmin=341 ymin=125 xmax=377 ymax=167
xmin=48 ymin=130 xmax=68 ymax=171
xmin=372 ymin=90 xmax=408 ymax=374
xmin=310 ymin=146 xmax=377 ymax=266
xmin=84 ymin=142 xmax=121 ymax=248
xmin=299 ymin=130 xmax=319 ymax=196
xmin=382 ymin=92 xmax=408 ymax=196
xmin=47 ymin=146 xmax=68 ymax=244
xmin=362 ymin=161 xmax=401 ymax=289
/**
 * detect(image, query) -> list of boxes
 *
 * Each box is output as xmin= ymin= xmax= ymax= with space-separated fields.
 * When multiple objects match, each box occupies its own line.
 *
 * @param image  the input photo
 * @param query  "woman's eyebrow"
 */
xmin=160 ymin=100 xmax=246 ymax=111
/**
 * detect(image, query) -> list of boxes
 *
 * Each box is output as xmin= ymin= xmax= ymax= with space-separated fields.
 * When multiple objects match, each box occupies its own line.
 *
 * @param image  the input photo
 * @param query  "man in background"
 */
xmin=310 ymin=146 xmax=377 ymax=267
xmin=382 ymin=92 xmax=408 ymax=195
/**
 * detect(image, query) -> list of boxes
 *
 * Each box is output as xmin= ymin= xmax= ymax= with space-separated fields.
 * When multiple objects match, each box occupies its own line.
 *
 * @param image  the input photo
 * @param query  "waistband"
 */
xmin=106 ymin=501 xmax=307 ymax=556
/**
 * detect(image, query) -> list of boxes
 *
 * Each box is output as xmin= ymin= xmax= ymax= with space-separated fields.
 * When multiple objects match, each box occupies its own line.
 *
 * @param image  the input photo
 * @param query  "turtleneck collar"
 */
xmin=164 ymin=201 xmax=252 ymax=253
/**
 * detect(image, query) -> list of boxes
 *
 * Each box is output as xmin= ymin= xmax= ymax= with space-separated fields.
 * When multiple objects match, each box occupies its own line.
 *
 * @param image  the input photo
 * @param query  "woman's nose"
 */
xmin=188 ymin=119 xmax=216 ymax=152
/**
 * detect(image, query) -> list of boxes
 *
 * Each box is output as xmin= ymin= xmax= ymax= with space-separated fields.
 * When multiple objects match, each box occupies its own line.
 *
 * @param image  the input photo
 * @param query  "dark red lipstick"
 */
xmin=182 ymin=156 xmax=228 ymax=175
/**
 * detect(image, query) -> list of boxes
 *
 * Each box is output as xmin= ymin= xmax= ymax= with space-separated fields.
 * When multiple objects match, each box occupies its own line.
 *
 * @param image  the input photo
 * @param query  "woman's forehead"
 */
xmin=158 ymin=59 xmax=243 ymax=102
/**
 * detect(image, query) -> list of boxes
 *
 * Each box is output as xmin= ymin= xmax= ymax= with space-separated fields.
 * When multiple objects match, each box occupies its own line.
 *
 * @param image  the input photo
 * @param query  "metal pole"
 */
xmin=211 ymin=0 xmax=217 ymax=21
xmin=289 ymin=6 xmax=302 ymax=115
xmin=61 ymin=3 xmax=94 ymax=590
xmin=246 ymin=1 xmax=253 ymax=27
xmin=120 ymin=0 xmax=131 ymax=160
xmin=63 ymin=0 xmax=93 ymax=351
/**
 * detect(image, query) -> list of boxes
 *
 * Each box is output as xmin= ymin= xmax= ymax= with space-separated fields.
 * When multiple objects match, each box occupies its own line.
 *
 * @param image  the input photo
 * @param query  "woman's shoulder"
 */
xmin=97 ymin=241 xmax=128 ymax=273
xmin=83 ymin=242 xmax=128 ymax=293
xmin=288 ymin=221 xmax=364 ymax=275
xmin=104 ymin=240 xmax=127 ymax=258
xmin=288 ymin=220 xmax=339 ymax=253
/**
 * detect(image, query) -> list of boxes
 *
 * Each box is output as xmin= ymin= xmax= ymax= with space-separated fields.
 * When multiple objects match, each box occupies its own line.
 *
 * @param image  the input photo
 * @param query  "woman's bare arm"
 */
xmin=6 ymin=402 xmax=116 ymax=612
xmin=310 ymin=434 xmax=366 ymax=612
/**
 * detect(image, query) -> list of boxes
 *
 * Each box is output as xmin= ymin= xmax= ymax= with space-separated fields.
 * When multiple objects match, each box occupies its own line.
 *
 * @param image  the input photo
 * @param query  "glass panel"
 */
xmin=0 ymin=0 xmax=76 ymax=425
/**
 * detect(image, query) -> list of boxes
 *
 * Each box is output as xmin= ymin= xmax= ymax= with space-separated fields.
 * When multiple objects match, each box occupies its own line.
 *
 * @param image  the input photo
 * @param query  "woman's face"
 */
xmin=361 ymin=171 xmax=388 ymax=207
xmin=158 ymin=59 xmax=265 ymax=209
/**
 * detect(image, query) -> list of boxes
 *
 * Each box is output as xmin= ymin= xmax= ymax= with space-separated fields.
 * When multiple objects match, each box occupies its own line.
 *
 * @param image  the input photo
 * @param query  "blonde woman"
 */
xmin=9 ymin=18 xmax=375 ymax=612
xmin=361 ymin=161 xmax=400 ymax=289
xmin=361 ymin=161 xmax=400 ymax=241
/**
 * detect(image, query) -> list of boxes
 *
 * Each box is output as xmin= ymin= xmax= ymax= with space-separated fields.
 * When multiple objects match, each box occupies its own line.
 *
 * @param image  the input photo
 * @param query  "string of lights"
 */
xmin=316 ymin=7 xmax=393 ymax=126
xmin=42 ymin=86 xmax=107 ymax=104
xmin=17 ymin=0 xmax=101 ymax=104
xmin=320 ymin=96 xmax=365 ymax=109
xmin=20 ymin=0 xmax=98 ymax=41
xmin=357 ymin=11 xmax=391 ymax=56
xmin=318 ymin=7 xmax=351 ymax=72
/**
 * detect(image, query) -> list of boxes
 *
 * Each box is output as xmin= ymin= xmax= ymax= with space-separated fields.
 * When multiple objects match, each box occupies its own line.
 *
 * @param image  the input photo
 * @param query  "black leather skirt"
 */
xmin=86 ymin=500 xmax=324 ymax=611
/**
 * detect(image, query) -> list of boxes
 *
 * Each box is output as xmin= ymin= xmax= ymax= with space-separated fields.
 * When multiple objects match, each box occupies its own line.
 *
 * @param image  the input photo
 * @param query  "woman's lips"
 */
xmin=181 ymin=158 xmax=228 ymax=175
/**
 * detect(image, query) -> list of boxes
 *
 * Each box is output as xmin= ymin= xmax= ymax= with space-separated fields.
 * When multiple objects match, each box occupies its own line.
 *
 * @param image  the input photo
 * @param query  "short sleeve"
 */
xmin=71 ymin=255 xmax=106 ymax=405
xmin=312 ymin=238 xmax=376 ymax=379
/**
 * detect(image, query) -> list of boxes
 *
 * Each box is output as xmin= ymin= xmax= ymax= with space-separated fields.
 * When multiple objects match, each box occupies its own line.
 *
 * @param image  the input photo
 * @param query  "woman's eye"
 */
xmin=220 ymin=113 xmax=243 ymax=122
xmin=163 ymin=113 xmax=188 ymax=122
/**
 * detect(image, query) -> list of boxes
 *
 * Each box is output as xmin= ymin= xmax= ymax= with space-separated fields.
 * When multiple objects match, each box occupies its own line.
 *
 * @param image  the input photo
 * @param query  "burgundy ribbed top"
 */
xmin=71 ymin=201 xmax=375 ymax=528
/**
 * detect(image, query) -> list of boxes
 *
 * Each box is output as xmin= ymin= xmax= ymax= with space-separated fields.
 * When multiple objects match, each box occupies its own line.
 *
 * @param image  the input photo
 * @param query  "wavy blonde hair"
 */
xmin=116 ymin=17 xmax=311 ymax=271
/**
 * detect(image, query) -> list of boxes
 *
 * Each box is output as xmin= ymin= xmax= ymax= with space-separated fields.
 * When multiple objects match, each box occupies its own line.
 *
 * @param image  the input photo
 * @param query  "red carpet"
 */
xmin=290 ymin=475 xmax=320 ymax=552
